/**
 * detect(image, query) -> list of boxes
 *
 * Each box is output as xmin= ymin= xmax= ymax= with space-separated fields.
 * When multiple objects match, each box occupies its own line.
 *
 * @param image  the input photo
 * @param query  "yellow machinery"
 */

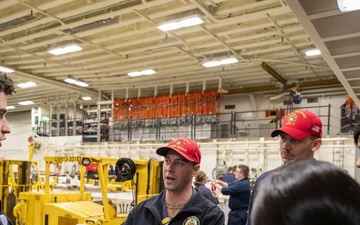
xmin=1 ymin=156 xmax=162 ymax=225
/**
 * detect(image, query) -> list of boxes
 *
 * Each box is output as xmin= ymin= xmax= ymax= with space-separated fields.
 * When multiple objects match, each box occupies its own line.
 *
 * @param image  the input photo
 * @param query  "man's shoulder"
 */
xmin=257 ymin=170 xmax=273 ymax=180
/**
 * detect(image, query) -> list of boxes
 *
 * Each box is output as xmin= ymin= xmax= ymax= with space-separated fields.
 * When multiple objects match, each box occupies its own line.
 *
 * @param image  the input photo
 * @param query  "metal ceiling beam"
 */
xmin=260 ymin=62 xmax=287 ymax=85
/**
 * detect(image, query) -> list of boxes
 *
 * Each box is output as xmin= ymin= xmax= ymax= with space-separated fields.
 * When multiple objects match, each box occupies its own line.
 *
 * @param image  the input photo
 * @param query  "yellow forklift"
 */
xmin=1 ymin=155 xmax=162 ymax=225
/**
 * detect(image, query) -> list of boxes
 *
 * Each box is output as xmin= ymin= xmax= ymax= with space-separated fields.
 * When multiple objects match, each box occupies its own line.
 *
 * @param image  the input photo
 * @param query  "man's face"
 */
xmin=356 ymin=157 xmax=360 ymax=168
xmin=279 ymin=132 xmax=321 ymax=164
xmin=163 ymin=150 xmax=199 ymax=193
xmin=0 ymin=92 xmax=10 ymax=147
xmin=234 ymin=168 xmax=243 ymax=181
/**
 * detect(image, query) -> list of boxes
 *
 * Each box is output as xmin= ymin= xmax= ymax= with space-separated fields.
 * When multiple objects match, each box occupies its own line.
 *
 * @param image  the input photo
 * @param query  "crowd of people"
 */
xmin=1 ymin=71 xmax=360 ymax=224
xmin=125 ymin=109 xmax=360 ymax=225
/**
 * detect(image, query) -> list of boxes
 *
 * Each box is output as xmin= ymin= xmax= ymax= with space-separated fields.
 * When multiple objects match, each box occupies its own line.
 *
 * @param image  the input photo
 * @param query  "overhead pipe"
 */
xmin=265 ymin=13 xmax=320 ymax=79
xmin=190 ymin=0 xmax=290 ymax=23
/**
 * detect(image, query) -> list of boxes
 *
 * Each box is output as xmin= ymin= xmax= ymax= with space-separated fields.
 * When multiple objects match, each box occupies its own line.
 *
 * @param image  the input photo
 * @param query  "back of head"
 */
xmin=252 ymin=160 xmax=360 ymax=225
xmin=0 ymin=72 xmax=15 ymax=95
xmin=193 ymin=170 xmax=206 ymax=187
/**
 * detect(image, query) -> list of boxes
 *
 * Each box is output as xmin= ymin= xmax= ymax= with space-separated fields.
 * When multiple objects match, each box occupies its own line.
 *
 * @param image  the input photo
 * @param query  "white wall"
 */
xmin=1 ymin=111 xmax=32 ymax=160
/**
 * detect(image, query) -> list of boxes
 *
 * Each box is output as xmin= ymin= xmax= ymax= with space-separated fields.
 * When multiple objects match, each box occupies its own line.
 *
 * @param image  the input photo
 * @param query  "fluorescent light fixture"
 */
xmin=338 ymin=0 xmax=360 ymax=12
xmin=49 ymin=44 xmax=82 ymax=55
xmin=203 ymin=61 xmax=222 ymax=68
xmin=305 ymin=49 xmax=321 ymax=56
xmin=178 ymin=15 xmax=204 ymax=27
xmin=82 ymin=97 xmax=92 ymax=101
xmin=202 ymin=57 xmax=239 ymax=68
xmin=142 ymin=69 xmax=156 ymax=75
xmin=128 ymin=69 xmax=156 ymax=77
xmin=19 ymin=101 xmax=34 ymax=105
xmin=17 ymin=82 xmax=37 ymax=89
xmin=127 ymin=71 xmax=143 ymax=77
xmin=220 ymin=57 xmax=239 ymax=65
xmin=0 ymin=66 xmax=14 ymax=73
xmin=64 ymin=78 xmax=89 ymax=87
xmin=157 ymin=15 xmax=203 ymax=32
xmin=6 ymin=106 xmax=15 ymax=110
xmin=158 ymin=22 xmax=182 ymax=32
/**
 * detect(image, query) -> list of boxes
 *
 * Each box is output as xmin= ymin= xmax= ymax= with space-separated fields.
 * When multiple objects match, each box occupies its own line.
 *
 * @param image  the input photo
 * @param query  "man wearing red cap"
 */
xmin=246 ymin=110 xmax=323 ymax=225
xmin=123 ymin=137 xmax=225 ymax=225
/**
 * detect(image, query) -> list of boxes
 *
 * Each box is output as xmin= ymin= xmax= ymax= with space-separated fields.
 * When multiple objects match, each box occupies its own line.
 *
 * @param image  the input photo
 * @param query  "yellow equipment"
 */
xmin=0 ymin=156 xmax=162 ymax=225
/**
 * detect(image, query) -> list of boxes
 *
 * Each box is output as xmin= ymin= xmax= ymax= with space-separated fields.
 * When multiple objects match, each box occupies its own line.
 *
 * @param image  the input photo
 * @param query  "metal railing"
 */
xmin=35 ymin=104 xmax=339 ymax=142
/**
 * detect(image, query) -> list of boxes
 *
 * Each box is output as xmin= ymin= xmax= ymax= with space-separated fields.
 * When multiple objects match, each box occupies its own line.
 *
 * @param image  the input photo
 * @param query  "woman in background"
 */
xmin=194 ymin=170 xmax=219 ymax=205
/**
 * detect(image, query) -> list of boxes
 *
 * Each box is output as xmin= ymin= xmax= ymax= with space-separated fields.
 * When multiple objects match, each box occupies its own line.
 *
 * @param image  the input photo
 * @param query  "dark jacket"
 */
xmin=245 ymin=170 xmax=272 ymax=225
xmin=222 ymin=173 xmax=236 ymax=184
xmin=196 ymin=183 xmax=219 ymax=205
xmin=123 ymin=189 xmax=225 ymax=225
xmin=221 ymin=177 xmax=250 ymax=210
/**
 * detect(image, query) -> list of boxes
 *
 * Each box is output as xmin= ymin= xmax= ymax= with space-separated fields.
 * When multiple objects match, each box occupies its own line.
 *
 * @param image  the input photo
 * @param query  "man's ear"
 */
xmin=193 ymin=164 xmax=200 ymax=176
xmin=312 ymin=138 xmax=322 ymax=152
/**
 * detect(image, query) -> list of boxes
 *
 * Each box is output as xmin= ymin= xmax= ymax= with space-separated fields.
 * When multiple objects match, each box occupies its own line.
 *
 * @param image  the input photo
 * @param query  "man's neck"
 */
xmin=165 ymin=187 xmax=193 ymax=205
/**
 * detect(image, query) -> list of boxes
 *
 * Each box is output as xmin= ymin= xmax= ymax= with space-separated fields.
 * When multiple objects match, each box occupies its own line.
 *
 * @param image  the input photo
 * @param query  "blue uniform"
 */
xmin=196 ymin=183 xmax=219 ymax=205
xmin=245 ymin=170 xmax=272 ymax=225
xmin=222 ymin=173 xmax=236 ymax=184
xmin=221 ymin=177 xmax=250 ymax=225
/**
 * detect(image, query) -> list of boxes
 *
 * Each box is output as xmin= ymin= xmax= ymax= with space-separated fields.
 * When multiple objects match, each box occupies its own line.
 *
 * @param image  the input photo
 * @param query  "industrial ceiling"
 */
xmin=0 ymin=0 xmax=358 ymax=113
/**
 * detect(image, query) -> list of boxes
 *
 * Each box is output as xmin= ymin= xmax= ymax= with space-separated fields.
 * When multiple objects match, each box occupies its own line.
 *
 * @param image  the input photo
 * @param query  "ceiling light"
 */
xmin=142 ymin=69 xmax=156 ymax=75
xmin=203 ymin=61 xmax=222 ymax=68
xmin=157 ymin=15 xmax=203 ymax=32
xmin=305 ymin=49 xmax=321 ymax=56
xmin=128 ymin=69 xmax=156 ymax=77
xmin=202 ymin=57 xmax=239 ymax=68
xmin=19 ymin=101 xmax=34 ymax=105
xmin=0 ymin=66 xmax=14 ymax=73
xmin=158 ymin=22 xmax=182 ymax=32
xmin=178 ymin=15 xmax=204 ymax=27
xmin=64 ymin=78 xmax=89 ymax=87
xmin=17 ymin=82 xmax=37 ymax=89
xmin=82 ymin=97 xmax=92 ymax=101
xmin=220 ymin=58 xmax=239 ymax=65
xmin=338 ymin=0 xmax=360 ymax=12
xmin=49 ymin=44 xmax=82 ymax=55
xmin=6 ymin=106 xmax=15 ymax=110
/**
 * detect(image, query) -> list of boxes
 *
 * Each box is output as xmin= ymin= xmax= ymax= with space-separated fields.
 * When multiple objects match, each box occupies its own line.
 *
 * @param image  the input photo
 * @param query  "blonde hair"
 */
xmin=193 ymin=170 xmax=206 ymax=187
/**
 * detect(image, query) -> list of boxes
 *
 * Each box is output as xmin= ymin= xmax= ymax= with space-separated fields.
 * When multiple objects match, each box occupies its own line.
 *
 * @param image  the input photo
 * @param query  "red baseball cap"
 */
xmin=271 ymin=110 xmax=322 ymax=139
xmin=156 ymin=137 xmax=201 ymax=164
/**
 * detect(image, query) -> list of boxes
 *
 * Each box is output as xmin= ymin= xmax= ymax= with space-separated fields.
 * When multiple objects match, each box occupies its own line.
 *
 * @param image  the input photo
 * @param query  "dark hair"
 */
xmin=252 ymin=160 xmax=360 ymax=225
xmin=0 ymin=73 xmax=15 ymax=95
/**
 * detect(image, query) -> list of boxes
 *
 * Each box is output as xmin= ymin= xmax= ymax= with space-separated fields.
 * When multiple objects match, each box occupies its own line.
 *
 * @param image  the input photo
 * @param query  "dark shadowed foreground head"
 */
xmin=252 ymin=160 xmax=360 ymax=225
